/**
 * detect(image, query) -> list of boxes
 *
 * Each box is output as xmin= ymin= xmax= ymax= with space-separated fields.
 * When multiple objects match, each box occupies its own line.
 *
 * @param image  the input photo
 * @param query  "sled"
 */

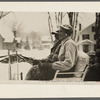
xmin=0 ymin=50 xmax=90 ymax=81
xmin=53 ymin=64 xmax=89 ymax=82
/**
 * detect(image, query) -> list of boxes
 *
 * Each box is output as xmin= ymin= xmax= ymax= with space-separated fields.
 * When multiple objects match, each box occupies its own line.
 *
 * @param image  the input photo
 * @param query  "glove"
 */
xmin=40 ymin=58 xmax=53 ymax=63
xmin=32 ymin=59 xmax=40 ymax=65
xmin=48 ymin=53 xmax=53 ymax=59
xmin=26 ymin=58 xmax=40 ymax=65
xmin=52 ymin=54 xmax=58 ymax=62
xmin=38 ymin=62 xmax=52 ymax=70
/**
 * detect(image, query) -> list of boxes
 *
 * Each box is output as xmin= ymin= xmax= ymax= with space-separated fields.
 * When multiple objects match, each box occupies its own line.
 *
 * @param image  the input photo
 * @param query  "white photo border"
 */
xmin=0 ymin=2 xmax=100 ymax=98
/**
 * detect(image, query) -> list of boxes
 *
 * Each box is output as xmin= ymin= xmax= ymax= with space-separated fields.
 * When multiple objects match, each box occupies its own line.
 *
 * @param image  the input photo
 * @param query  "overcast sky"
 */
xmin=15 ymin=12 xmax=50 ymax=35
xmin=0 ymin=12 xmax=96 ymax=37
xmin=14 ymin=12 xmax=95 ymax=35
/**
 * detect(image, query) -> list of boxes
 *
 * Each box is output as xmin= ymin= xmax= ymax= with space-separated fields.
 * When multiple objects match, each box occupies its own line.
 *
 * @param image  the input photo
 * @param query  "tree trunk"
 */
xmin=95 ymin=13 xmax=100 ymax=61
xmin=48 ymin=12 xmax=53 ymax=43
xmin=67 ymin=12 xmax=79 ymax=41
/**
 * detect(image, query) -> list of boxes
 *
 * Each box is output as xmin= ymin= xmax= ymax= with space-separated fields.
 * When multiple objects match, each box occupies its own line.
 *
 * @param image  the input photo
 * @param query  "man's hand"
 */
xmin=38 ymin=62 xmax=52 ymax=70
xmin=52 ymin=54 xmax=58 ymax=61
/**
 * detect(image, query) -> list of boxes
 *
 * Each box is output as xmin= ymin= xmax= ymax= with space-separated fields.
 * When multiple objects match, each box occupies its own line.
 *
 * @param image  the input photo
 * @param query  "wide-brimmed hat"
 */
xmin=51 ymin=29 xmax=59 ymax=35
xmin=51 ymin=31 xmax=57 ymax=35
xmin=59 ymin=24 xmax=73 ymax=35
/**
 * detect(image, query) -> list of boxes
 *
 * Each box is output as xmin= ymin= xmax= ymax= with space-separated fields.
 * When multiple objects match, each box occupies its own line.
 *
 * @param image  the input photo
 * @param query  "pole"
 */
xmin=95 ymin=13 xmax=100 ymax=62
xmin=20 ymin=72 xmax=23 ymax=80
xmin=8 ymin=50 xmax=12 ymax=80
xmin=16 ymin=51 xmax=19 ymax=80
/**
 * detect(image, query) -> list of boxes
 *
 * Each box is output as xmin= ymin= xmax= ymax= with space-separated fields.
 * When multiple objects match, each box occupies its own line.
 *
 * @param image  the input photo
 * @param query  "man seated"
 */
xmin=25 ymin=24 xmax=78 ymax=80
xmin=25 ymin=30 xmax=61 ymax=80
xmin=51 ymin=25 xmax=78 ymax=71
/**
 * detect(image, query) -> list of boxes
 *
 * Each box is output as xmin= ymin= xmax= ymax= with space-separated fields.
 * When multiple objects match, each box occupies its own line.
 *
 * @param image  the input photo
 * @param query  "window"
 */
xmin=92 ymin=26 xmax=96 ymax=32
xmin=79 ymin=24 xmax=81 ymax=31
xmin=82 ymin=34 xmax=89 ymax=40
xmin=94 ymin=34 xmax=96 ymax=40
xmin=83 ymin=45 xmax=89 ymax=53
xmin=94 ymin=44 xmax=96 ymax=51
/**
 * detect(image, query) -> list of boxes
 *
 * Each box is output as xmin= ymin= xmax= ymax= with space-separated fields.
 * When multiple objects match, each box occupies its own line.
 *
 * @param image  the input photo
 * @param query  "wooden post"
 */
xmin=16 ymin=51 xmax=19 ymax=80
xmin=8 ymin=50 xmax=12 ymax=80
xmin=20 ymin=72 xmax=23 ymax=80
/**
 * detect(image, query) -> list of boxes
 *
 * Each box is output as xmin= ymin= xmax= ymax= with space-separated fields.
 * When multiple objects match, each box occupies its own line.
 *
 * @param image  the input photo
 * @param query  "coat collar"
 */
xmin=61 ymin=37 xmax=71 ymax=45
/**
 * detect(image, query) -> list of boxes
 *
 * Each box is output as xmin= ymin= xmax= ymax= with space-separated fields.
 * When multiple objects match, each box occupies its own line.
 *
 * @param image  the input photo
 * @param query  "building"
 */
xmin=0 ymin=29 xmax=22 ymax=51
xmin=3 ymin=37 xmax=14 ymax=50
xmin=78 ymin=22 xmax=96 ymax=53
xmin=0 ymin=21 xmax=15 ymax=50
xmin=0 ymin=30 xmax=14 ymax=50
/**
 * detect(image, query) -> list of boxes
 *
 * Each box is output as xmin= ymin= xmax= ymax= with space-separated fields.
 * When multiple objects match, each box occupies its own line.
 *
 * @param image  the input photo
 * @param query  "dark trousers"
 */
xmin=25 ymin=64 xmax=56 ymax=80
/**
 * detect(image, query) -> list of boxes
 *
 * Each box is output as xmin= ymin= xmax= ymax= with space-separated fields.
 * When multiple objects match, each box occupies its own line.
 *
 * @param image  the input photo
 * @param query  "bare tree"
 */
xmin=0 ymin=11 xmax=11 ymax=19
xmin=48 ymin=12 xmax=64 ymax=43
xmin=48 ymin=12 xmax=79 ymax=43
xmin=15 ymin=22 xmax=25 ymax=33
xmin=48 ymin=12 xmax=54 ymax=43
xmin=55 ymin=12 xmax=63 ymax=28
xmin=67 ymin=12 xmax=79 ymax=42
xmin=95 ymin=13 xmax=100 ymax=61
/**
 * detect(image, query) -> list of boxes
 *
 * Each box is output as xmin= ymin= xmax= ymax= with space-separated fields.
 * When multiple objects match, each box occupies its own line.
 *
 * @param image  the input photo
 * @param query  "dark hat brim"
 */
xmin=51 ymin=31 xmax=59 ymax=35
xmin=60 ymin=25 xmax=73 ymax=35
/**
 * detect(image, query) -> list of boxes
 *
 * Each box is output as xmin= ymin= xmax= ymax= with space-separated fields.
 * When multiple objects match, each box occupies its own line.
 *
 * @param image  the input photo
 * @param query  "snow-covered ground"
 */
xmin=20 ymin=48 xmax=50 ymax=59
xmin=0 ymin=49 xmax=50 ymax=80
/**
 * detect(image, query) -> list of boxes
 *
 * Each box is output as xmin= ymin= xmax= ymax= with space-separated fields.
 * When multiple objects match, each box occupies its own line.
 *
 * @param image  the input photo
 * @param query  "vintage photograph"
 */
xmin=0 ymin=11 xmax=99 ymax=82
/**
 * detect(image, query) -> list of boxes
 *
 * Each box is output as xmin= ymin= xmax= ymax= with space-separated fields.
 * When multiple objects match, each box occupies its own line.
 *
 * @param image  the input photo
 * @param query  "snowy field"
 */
xmin=20 ymin=49 xmax=50 ymax=59
xmin=0 ymin=49 xmax=50 ymax=80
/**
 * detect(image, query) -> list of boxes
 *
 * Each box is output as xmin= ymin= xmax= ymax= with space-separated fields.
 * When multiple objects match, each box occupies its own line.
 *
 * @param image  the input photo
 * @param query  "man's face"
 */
xmin=54 ymin=34 xmax=59 ymax=40
xmin=59 ymin=28 xmax=67 ymax=40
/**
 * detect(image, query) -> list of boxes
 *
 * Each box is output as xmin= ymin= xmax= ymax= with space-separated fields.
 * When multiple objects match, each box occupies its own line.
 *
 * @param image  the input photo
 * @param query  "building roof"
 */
xmin=0 ymin=12 xmax=16 ymax=43
xmin=78 ymin=22 xmax=95 ymax=35
xmin=0 ymin=26 xmax=14 ymax=43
